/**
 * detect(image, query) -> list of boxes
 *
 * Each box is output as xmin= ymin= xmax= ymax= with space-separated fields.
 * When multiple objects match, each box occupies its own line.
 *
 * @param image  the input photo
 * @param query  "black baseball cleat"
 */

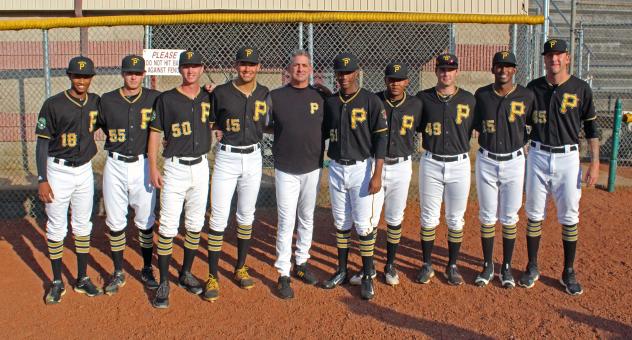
xmin=322 ymin=270 xmax=347 ymax=289
xmin=444 ymin=264 xmax=464 ymax=286
xmin=141 ymin=267 xmax=160 ymax=290
xmin=45 ymin=280 xmax=66 ymax=305
xmin=74 ymin=276 xmax=103 ymax=297
xmin=152 ymin=282 xmax=170 ymax=309
xmin=474 ymin=262 xmax=494 ymax=287
xmin=349 ymin=267 xmax=376 ymax=286
xmin=178 ymin=271 xmax=203 ymax=295
xmin=277 ymin=276 xmax=294 ymax=300
xmin=499 ymin=265 xmax=516 ymax=289
xmin=518 ymin=263 xmax=540 ymax=289
xmin=560 ymin=268 xmax=583 ymax=296
xmin=360 ymin=275 xmax=375 ymax=300
xmin=415 ymin=263 xmax=435 ymax=284
xmin=293 ymin=263 xmax=319 ymax=285
xmin=104 ymin=271 xmax=126 ymax=295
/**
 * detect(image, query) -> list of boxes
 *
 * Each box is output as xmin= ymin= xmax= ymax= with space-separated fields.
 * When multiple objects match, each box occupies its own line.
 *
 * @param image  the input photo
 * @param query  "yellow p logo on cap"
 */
xmin=186 ymin=51 xmax=194 ymax=59
xmin=549 ymin=40 xmax=557 ymax=48
xmin=245 ymin=49 xmax=253 ymax=57
xmin=131 ymin=57 xmax=139 ymax=65
xmin=78 ymin=61 xmax=86 ymax=69
xmin=342 ymin=57 xmax=350 ymax=66
xmin=393 ymin=64 xmax=401 ymax=72
xmin=501 ymin=51 xmax=509 ymax=58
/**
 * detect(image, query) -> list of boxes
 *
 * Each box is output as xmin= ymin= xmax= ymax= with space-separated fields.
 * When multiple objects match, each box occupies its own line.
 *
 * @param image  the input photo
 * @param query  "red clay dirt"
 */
xmin=1 ymin=186 xmax=631 ymax=339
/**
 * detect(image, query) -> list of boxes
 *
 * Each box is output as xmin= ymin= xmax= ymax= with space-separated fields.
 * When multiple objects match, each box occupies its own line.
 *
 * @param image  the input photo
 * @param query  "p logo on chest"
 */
xmin=350 ymin=108 xmax=367 ymax=129
xmin=560 ymin=93 xmax=578 ymax=114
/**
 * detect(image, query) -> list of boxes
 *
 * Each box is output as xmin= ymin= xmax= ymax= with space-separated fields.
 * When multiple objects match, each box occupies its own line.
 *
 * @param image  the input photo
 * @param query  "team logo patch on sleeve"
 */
xmin=37 ymin=117 xmax=46 ymax=130
xmin=151 ymin=110 xmax=157 ymax=121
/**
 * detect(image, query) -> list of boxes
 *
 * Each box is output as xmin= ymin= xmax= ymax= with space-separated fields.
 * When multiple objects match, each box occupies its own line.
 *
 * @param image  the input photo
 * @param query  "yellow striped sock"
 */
xmin=527 ymin=220 xmax=542 ymax=237
xmin=502 ymin=224 xmax=517 ymax=240
xmin=448 ymin=229 xmax=464 ymax=243
xmin=358 ymin=234 xmax=375 ymax=257
xmin=387 ymin=225 xmax=402 ymax=245
xmin=138 ymin=229 xmax=153 ymax=249
xmin=184 ymin=231 xmax=200 ymax=250
xmin=562 ymin=224 xmax=578 ymax=242
xmin=207 ymin=230 xmax=224 ymax=252
xmin=109 ymin=231 xmax=126 ymax=252
xmin=421 ymin=226 xmax=436 ymax=242
xmin=236 ymin=225 xmax=252 ymax=240
xmin=74 ymin=234 xmax=90 ymax=254
xmin=157 ymin=235 xmax=173 ymax=256
xmin=336 ymin=229 xmax=351 ymax=249
xmin=47 ymin=239 xmax=64 ymax=260
xmin=481 ymin=224 xmax=496 ymax=239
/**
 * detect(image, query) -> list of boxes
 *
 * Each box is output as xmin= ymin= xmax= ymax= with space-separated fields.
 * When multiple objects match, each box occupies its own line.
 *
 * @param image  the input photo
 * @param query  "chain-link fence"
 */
xmin=0 ymin=21 xmax=560 ymax=219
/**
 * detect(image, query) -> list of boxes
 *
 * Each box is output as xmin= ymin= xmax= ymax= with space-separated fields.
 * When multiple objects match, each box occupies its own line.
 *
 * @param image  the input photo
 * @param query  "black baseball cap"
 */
xmin=121 ymin=55 xmax=145 ymax=72
xmin=236 ymin=46 xmax=260 ymax=64
xmin=542 ymin=39 xmax=569 ymax=55
xmin=384 ymin=62 xmax=408 ymax=79
xmin=492 ymin=51 xmax=517 ymax=66
xmin=333 ymin=52 xmax=359 ymax=72
xmin=179 ymin=50 xmax=203 ymax=66
xmin=436 ymin=53 xmax=458 ymax=69
xmin=66 ymin=56 xmax=95 ymax=76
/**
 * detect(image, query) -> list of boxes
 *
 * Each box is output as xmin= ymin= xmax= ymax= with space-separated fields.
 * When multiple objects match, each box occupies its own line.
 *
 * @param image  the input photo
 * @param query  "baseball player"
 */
xmin=520 ymin=39 xmax=599 ymax=295
xmin=348 ymin=62 xmax=423 ymax=287
xmin=36 ymin=56 xmax=103 ymax=304
xmin=268 ymin=50 xmax=325 ymax=299
xmin=321 ymin=52 xmax=388 ymax=300
xmin=203 ymin=47 xmax=269 ymax=302
xmin=415 ymin=53 xmax=476 ymax=286
xmin=148 ymin=50 xmax=213 ymax=308
xmin=98 ymin=55 xmax=161 ymax=295
xmin=472 ymin=51 xmax=535 ymax=288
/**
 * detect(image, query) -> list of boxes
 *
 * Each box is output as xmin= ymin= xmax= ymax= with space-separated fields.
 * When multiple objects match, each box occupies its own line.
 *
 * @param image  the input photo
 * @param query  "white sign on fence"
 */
xmin=143 ymin=49 xmax=185 ymax=75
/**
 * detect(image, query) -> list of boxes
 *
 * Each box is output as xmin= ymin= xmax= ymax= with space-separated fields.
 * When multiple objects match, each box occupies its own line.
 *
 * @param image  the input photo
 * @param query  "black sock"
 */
xmin=386 ymin=225 xmax=401 ymax=266
xmin=236 ymin=225 xmax=252 ymax=269
xmin=359 ymin=233 xmax=375 ymax=276
xmin=480 ymin=225 xmax=495 ymax=267
xmin=335 ymin=229 xmax=351 ymax=272
xmin=502 ymin=224 xmax=517 ymax=267
xmin=182 ymin=247 xmax=196 ymax=274
xmin=47 ymin=238 xmax=64 ymax=282
xmin=562 ymin=224 xmax=578 ymax=270
xmin=51 ymin=258 xmax=62 ymax=282
xmin=109 ymin=229 xmax=126 ymax=272
xmin=207 ymin=229 xmax=224 ymax=277
xmin=74 ymin=234 xmax=91 ymax=279
xmin=526 ymin=220 xmax=542 ymax=266
xmin=420 ymin=226 xmax=436 ymax=265
xmin=139 ymin=227 xmax=154 ymax=268
xmin=448 ymin=241 xmax=461 ymax=266
xmin=158 ymin=254 xmax=171 ymax=283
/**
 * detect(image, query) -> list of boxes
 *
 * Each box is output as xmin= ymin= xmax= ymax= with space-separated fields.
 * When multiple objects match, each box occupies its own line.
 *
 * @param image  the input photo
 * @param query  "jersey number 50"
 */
xmin=172 ymin=121 xmax=192 ymax=137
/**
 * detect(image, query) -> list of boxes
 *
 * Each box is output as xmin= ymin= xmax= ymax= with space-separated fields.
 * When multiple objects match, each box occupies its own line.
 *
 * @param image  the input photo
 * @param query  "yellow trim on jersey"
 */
xmin=36 ymin=134 xmax=51 ymax=139
xmin=231 ymin=80 xmax=258 ymax=97
xmin=176 ymin=86 xmax=201 ymax=100
xmin=119 ymin=87 xmax=143 ymax=104
xmin=338 ymin=89 xmax=361 ymax=104
xmin=583 ymin=116 xmax=597 ymax=121
xmin=385 ymin=92 xmax=406 ymax=108
xmin=547 ymin=75 xmax=572 ymax=88
xmin=492 ymin=84 xmax=517 ymax=97
xmin=435 ymin=86 xmax=460 ymax=102
xmin=373 ymin=128 xmax=388 ymax=133
xmin=149 ymin=126 xmax=162 ymax=132
xmin=64 ymin=90 xmax=88 ymax=107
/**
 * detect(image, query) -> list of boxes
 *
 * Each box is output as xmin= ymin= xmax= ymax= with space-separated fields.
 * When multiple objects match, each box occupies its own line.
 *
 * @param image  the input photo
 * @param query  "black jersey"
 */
xmin=98 ymin=87 xmax=161 ymax=156
xmin=269 ymin=84 xmax=325 ymax=174
xmin=527 ymin=75 xmax=598 ymax=146
xmin=324 ymin=88 xmax=388 ymax=161
xmin=416 ymin=87 xmax=477 ymax=155
xmin=474 ymin=84 xmax=535 ymax=153
xmin=149 ymin=87 xmax=212 ymax=158
xmin=35 ymin=90 xmax=100 ymax=164
xmin=376 ymin=91 xmax=423 ymax=158
xmin=211 ymin=81 xmax=269 ymax=147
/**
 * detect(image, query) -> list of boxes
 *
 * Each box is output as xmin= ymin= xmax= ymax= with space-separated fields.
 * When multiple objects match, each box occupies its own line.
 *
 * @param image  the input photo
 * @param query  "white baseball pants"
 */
xmin=376 ymin=158 xmax=412 ymax=226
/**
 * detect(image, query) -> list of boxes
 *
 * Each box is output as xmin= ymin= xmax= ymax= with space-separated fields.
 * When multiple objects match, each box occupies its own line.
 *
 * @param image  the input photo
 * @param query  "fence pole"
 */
xmin=43 ymin=29 xmax=51 ymax=99
xmin=569 ymin=0 xmax=576 ymax=74
xmin=577 ymin=23 xmax=584 ymax=80
xmin=542 ymin=0 xmax=549 ymax=77
xmin=608 ymin=98 xmax=624 ymax=192
xmin=448 ymin=23 xmax=456 ymax=54
xmin=308 ymin=23 xmax=314 ymax=85
xmin=298 ymin=22 xmax=303 ymax=49
xmin=143 ymin=25 xmax=150 ymax=88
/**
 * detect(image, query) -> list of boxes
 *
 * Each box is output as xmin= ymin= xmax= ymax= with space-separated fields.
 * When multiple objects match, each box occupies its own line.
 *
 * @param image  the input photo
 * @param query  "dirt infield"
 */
xmin=1 ymin=187 xmax=631 ymax=339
